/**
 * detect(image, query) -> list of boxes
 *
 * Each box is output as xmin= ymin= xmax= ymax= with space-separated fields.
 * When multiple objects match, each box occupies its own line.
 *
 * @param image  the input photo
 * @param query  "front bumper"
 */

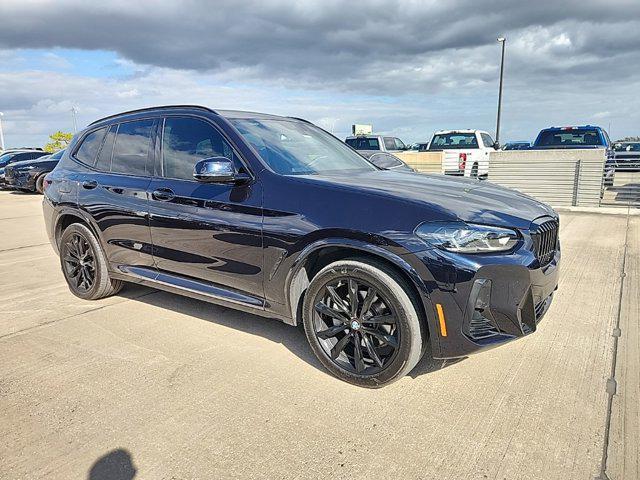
xmin=406 ymin=239 xmax=560 ymax=359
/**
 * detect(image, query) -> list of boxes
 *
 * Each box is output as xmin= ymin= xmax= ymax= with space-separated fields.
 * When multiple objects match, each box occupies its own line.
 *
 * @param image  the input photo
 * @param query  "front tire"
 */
xmin=59 ymin=223 xmax=123 ymax=300
xmin=302 ymin=259 xmax=424 ymax=388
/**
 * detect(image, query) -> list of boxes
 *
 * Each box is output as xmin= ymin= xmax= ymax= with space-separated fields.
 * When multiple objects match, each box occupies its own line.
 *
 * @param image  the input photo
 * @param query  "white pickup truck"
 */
xmin=426 ymin=129 xmax=498 ymax=178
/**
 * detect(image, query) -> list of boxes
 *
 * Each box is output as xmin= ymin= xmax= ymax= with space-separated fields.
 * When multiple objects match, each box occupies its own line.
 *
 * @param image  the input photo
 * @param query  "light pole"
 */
xmin=71 ymin=106 xmax=78 ymax=133
xmin=495 ymin=36 xmax=506 ymax=145
xmin=0 ymin=112 xmax=5 ymax=151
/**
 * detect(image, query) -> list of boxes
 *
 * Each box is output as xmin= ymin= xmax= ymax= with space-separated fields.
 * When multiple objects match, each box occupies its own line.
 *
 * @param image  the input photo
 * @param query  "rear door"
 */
xmin=147 ymin=115 xmax=263 ymax=301
xmin=74 ymin=119 xmax=156 ymax=271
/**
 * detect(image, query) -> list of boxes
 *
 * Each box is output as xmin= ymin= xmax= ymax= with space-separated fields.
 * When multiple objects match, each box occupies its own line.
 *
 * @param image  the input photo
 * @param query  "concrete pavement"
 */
xmin=0 ymin=190 xmax=638 ymax=479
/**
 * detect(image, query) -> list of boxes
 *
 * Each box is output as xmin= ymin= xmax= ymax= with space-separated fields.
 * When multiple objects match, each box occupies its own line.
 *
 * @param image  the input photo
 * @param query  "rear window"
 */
xmin=429 ymin=133 xmax=478 ymax=150
xmin=535 ymin=129 xmax=604 ymax=147
xmin=346 ymin=137 xmax=380 ymax=150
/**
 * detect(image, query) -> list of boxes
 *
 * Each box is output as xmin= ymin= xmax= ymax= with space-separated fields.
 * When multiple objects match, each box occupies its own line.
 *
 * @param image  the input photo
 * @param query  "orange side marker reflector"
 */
xmin=436 ymin=303 xmax=447 ymax=337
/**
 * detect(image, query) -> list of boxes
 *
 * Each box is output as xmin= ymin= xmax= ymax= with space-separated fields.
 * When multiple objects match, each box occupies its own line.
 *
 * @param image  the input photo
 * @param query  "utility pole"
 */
xmin=495 ymin=36 xmax=506 ymax=145
xmin=71 ymin=106 xmax=78 ymax=133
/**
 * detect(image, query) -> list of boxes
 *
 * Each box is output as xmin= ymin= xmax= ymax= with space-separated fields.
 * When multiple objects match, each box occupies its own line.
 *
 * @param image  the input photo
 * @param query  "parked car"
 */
xmin=531 ymin=125 xmax=614 ymax=185
xmin=44 ymin=105 xmax=560 ymax=387
xmin=4 ymin=149 xmax=65 ymax=193
xmin=427 ymin=129 xmax=498 ymax=178
xmin=359 ymin=151 xmax=415 ymax=172
xmin=612 ymin=142 xmax=640 ymax=173
xmin=0 ymin=149 xmax=50 ymax=188
xmin=503 ymin=141 xmax=531 ymax=151
xmin=345 ymin=134 xmax=408 ymax=154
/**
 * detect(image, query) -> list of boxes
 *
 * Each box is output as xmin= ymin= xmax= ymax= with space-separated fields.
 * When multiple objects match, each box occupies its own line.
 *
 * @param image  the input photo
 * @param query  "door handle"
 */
xmin=152 ymin=188 xmax=175 ymax=202
xmin=82 ymin=180 xmax=98 ymax=190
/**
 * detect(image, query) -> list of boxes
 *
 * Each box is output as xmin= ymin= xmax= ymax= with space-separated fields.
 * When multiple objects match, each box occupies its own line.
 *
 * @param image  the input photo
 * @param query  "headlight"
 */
xmin=415 ymin=221 xmax=519 ymax=253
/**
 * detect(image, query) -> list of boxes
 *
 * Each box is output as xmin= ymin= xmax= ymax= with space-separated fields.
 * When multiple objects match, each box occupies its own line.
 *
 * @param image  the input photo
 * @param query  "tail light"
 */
xmin=458 ymin=153 xmax=467 ymax=170
xmin=43 ymin=173 xmax=53 ymax=191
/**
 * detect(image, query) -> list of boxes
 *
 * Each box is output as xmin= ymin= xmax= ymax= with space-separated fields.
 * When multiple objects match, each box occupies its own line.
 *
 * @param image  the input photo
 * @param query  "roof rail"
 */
xmin=88 ymin=105 xmax=217 ymax=126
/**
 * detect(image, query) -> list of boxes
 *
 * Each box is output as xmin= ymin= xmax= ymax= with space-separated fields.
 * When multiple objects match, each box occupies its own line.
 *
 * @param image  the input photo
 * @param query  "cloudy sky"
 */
xmin=1 ymin=0 xmax=639 ymax=148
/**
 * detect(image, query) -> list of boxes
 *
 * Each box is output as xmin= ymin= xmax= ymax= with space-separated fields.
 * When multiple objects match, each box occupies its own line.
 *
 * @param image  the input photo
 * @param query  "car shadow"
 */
xmin=123 ymin=286 xmax=465 ymax=380
xmin=88 ymin=449 xmax=136 ymax=480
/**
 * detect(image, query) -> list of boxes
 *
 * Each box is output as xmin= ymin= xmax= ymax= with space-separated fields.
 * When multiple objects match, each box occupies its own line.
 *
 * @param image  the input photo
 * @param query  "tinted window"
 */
xmin=429 ymin=133 xmax=478 ymax=150
xmin=162 ymin=117 xmax=240 ymax=181
xmin=383 ymin=137 xmax=396 ymax=150
xmin=111 ymin=120 xmax=154 ymax=175
xmin=75 ymin=128 xmax=108 ymax=165
xmin=345 ymin=137 xmax=380 ymax=150
xmin=481 ymin=133 xmax=495 ymax=148
xmin=95 ymin=125 xmax=117 ymax=171
xmin=535 ymin=129 xmax=604 ymax=147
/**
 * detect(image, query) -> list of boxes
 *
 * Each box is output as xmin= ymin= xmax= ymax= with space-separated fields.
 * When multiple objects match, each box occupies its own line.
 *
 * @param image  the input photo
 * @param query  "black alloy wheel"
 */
xmin=303 ymin=259 xmax=424 ymax=388
xmin=313 ymin=278 xmax=400 ymax=375
xmin=59 ymin=223 xmax=123 ymax=300
xmin=62 ymin=232 xmax=96 ymax=293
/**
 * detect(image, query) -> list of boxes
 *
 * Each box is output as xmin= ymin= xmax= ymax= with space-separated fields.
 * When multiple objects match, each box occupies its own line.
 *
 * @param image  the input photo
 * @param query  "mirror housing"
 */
xmin=493 ymin=141 xmax=501 ymax=150
xmin=193 ymin=157 xmax=238 ymax=183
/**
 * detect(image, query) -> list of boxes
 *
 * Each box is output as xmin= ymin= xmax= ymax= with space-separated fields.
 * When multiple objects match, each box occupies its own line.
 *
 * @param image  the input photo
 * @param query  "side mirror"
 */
xmin=493 ymin=142 xmax=501 ymax=150
xmin=193 ymin=157 xmax=237 ymax=183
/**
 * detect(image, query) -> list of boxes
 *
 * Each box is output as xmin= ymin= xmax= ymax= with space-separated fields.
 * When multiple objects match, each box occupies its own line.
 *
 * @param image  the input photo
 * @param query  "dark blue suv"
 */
xmin=43 ymin=106 xmax=560 ymax=387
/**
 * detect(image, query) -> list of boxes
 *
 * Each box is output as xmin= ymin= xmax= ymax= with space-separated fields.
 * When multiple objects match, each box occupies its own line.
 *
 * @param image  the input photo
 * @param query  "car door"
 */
xmin=74 ymin=120 xmax=156 ymax=271
xmin=147 ymin=115 xmax=263 ymax=302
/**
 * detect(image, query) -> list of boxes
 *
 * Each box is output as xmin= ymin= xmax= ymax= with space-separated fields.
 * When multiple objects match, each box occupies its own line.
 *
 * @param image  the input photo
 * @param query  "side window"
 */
xmin=383 ymin=137 xmax=396 ymax=150
xmin=111 ymin=120 xmax=154 ymax=176
xmin=394 ymin=138 xmax=406 ymax=150
xmin=95 ymin=125 xmax=117 ymax=171
xmin=162 ymin=117 xmax=241 ymax=181
xmin=481 ymin=133 xmax=495 ymax=148
xmin=75 ymin=127 xmax=108 ymax=165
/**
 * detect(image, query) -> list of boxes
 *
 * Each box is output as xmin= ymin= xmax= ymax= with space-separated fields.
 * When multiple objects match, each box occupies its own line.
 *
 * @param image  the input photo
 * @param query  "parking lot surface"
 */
xmin=1 ymin=190 xmax=638 ymax=480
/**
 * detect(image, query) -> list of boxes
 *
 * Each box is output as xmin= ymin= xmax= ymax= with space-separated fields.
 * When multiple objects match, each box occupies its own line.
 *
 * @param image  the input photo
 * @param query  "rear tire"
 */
xmin=59 ymin=223 xmax=123 ymax=300
xmin=471 ymin=163 xmax=479 ymax=178
xmin=302 ymin=258 xmax=424 ymax=388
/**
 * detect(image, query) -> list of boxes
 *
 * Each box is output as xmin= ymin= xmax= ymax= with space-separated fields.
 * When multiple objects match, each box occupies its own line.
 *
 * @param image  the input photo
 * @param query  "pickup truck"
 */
xmin=345 ymin=134 xmax=408 ymax=154
xmin=531 ymin=125 xmax=615 ymax=185
xmin=426 ymin=129 xmax=498 ymax=178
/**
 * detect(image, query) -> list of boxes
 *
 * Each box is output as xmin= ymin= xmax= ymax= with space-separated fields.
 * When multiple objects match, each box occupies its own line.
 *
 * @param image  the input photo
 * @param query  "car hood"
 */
xmin=299 ymin=170 xmax=556 ymax=230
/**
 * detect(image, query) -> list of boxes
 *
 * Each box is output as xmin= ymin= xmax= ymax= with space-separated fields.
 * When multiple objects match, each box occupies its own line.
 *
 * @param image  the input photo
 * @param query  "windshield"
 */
xmin=429 ymin=133 xmax=478 ymax=150
xmin=231 ymin=119 xmax=377 ymax=175
xmin=536 ymin=129 xmax=603 ymax=147
xmin=345 ymin=137 xmax=380 ymax=151
xmin=0 ymin=153 xmax=18 ymax=167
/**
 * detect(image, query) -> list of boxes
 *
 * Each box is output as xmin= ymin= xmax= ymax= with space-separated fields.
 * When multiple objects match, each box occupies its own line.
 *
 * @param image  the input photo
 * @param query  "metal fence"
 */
xmin=398 ymin=149 xmax=640 ymax=209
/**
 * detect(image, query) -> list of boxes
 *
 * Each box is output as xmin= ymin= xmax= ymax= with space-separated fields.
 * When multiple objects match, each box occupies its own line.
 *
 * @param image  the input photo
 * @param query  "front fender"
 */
xmin=283 ymin=238 xmax=437 ymax=351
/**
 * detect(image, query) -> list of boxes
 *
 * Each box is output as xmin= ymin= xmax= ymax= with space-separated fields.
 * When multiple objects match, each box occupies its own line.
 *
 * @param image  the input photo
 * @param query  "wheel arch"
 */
xmin=54 ymin=209 xmax=104 ymax=252
xmin=285 ymin=239 xmax=433 ymax=339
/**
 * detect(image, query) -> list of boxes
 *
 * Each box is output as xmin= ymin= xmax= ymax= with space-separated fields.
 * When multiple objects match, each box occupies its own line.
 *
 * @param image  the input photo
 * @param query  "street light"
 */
xmin=0 ymin=112 xmax=5 ymax=151
xmin=71 ymin=106 xmax=78 ymax=133
xmin=495 ymin=36 xmax=506 ymax=145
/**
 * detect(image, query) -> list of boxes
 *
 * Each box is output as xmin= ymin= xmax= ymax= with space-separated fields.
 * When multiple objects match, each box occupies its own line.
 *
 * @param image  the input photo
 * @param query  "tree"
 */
xmin=44 ymin=131 xmax=73 ymax=153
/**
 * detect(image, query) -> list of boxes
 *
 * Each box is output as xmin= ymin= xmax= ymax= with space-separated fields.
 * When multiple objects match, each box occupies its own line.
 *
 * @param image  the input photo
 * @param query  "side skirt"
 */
xmin=111 ymin=266 xmax=292 ymax=324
